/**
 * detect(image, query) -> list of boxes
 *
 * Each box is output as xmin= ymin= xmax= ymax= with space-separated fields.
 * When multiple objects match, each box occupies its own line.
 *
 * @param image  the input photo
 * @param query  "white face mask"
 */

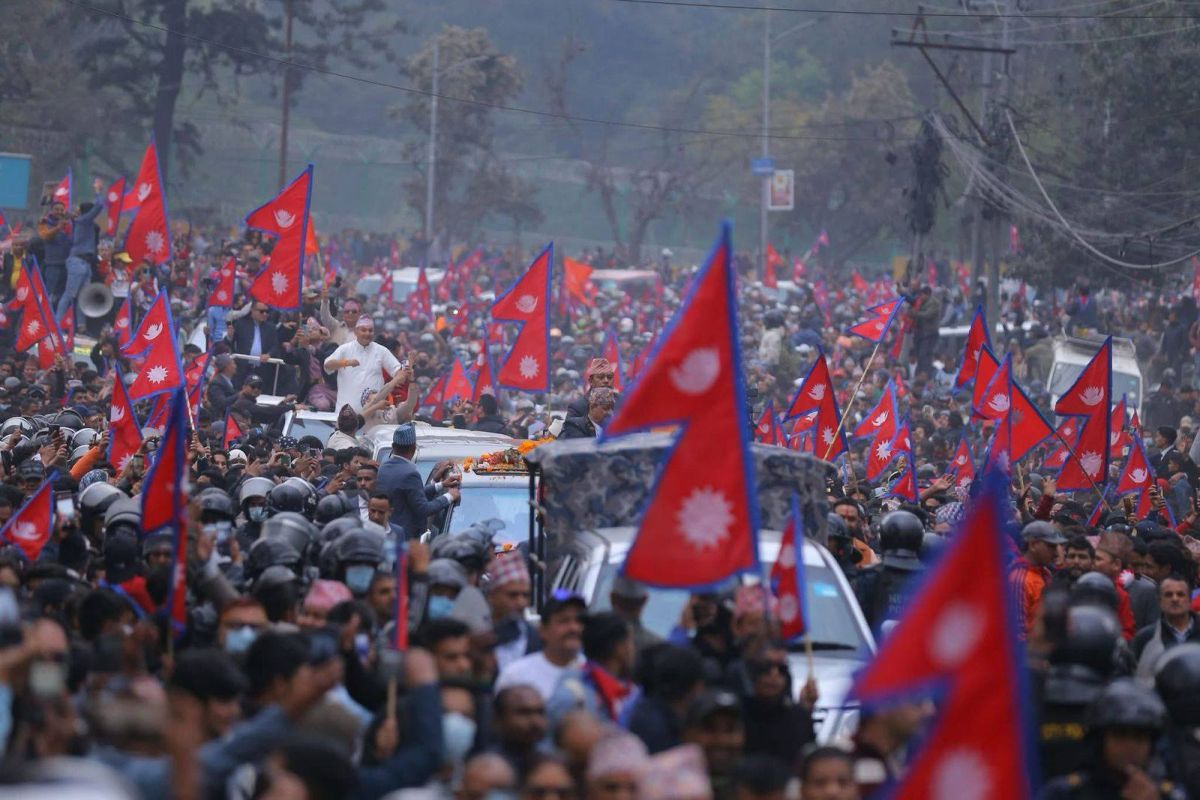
xmin=441 ymin=712 xmax=477 ymax=765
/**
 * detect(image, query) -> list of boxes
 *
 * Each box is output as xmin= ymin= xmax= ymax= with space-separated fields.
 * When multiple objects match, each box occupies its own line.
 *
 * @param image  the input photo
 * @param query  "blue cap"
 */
xmin=392 ymin=424 xmax=417 ymax=447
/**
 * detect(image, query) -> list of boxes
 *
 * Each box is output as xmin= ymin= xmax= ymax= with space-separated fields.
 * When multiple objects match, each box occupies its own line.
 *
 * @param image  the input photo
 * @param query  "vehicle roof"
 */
xmin=459 ymin=471 xmax=530 ymax=487
xmin=1052 ymin=335 xmax=1139 ymax=363
xmin=361 ymin=424 xmax=518 ymax=458
xmin=591 ymin=269 xmax=660 ymax=283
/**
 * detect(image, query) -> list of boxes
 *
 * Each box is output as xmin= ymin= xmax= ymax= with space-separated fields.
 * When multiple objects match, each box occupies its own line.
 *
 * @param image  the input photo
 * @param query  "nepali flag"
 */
xmin=109 ymin=372 xmax=143 ymax=473
xmin=51 ymin=170 xmax=71 ymax=208
xmin=471 ymin=346 xmax=497 ymax=404
xmin=413 ymin=266 xmax=433 ymax=318
xmin=441 ymin=357 xmax=475 ymax=406
xmin=223 ymin=411 xmax=244 ymax=449
xmin=124 ymin=293 xmax=184 ymax=402
xmin=13 ymin=264 xmax=55 ymax=353
xmin=1043 ymin=419 xmax=1080 ymax=472
xmin=954 ymin=306 xmax=990 ymax=391
xmin=754 ymin=401 xmax=787 ymax=446
xmin=142 ymin=388 xmax=189 ymax=537
xmin=949 ymin=434 xmax=975 ymax=490
xmin=123 ymin=141 xmax=172 ymax=266
xmin=146 ymin=391 xmax=189 ymax=635
xmin=847 ymin=297 xmax=905 ymax=343
xmin=885 ymin=457 xmax=919 ymax=503
xmin=1110 ymin=395 xmax=1131 ymax=458
xmin=59 ymin=307 xmax=75 ymax=353
xmin=1054 ymin=338 xmax=1112 ymax=491
xmin=852 ymin=381 xmax=899 ymax=441
xmin=763 ymin=244 xmax=782 ymax=289
xmin=866 ymin=416 xmax=909 ymax=482
xmin=245 ymin=165 xmax=313 ymax=310
xmin=785 ymin=350 xmax=847 ymax=461
xmin=184 ymin=352 xmax=209 ymax=420
xmin=1117 ymin=434 xmax=1153 ymax=499
xmin=563 ymin=257 xmax=596 ymax=308
xmin=105 ymin=295 xmax=130 ymax=353
xmin=1193 ymin=256 xmax=1200 ymax=303
xmin=104 ymin=177 xmax=125 ymax=237
xmin=492 ymin=244 xmax=553 ymax=393
xmin=601 ymin=327 xmax=625 ymax=393
xmin=976 ymin=353 xmax=1053 ymax=465
xmin=0 ymin=472 xmax=56 ymax=561
xmin=851 ymin=271 xmax=869 ymax=293
xmin=602 ymin=223 xmax=760 ymax=589
xmin=379 ymin=269 xmax=394 ymax=302
xmin=769 ymin=496 xmax=809 ymax=641
xmin=210 ymin=258 xmax=237 ymax=309
xmin=852 ymin=472 xmax=1036 ymax=800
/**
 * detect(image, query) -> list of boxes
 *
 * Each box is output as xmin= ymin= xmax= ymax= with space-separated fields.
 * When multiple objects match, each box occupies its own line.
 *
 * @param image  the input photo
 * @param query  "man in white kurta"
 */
xmin=323 ymin=316 xmax=401 ymax=413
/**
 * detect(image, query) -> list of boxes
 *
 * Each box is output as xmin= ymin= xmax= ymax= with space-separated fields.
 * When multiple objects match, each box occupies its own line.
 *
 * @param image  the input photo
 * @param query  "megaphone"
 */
xmin=79 ymin=282 xmax=114 ymax=318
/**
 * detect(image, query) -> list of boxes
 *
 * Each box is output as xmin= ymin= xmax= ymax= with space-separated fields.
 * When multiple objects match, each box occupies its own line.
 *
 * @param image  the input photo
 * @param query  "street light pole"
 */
xmin=760 ymin=6 xmax=770 ymax=281
xmin=425 ymin=38 xmax=440 ymax=248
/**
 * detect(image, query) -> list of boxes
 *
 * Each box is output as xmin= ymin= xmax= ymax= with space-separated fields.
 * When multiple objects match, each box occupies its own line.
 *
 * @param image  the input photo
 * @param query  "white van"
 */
xmin=1048 ymin=335 xmax=1144 ymax=419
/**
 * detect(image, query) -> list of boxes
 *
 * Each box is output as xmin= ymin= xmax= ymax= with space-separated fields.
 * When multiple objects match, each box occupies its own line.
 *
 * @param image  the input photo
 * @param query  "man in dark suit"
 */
xmin=376 ymin=423 xmax=461 ymax=539
xmin=559 ymin=387 xmax=615 ymax=440
xmin=232 ymin=301 xmax=283 ymax=387
xmin=206 ymin=353 xmax=238 ymax=412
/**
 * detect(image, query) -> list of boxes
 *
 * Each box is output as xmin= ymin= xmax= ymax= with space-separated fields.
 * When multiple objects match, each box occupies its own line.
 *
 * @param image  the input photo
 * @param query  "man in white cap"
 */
xmin=322 ymin=315 xmax=401 ymax=413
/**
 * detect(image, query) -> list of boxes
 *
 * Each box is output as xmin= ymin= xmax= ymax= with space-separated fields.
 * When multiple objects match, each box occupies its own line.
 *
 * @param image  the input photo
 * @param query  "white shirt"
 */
xmin=324 ymin=339 xmax=401 ymax=413
xmin=494 ymin=651 xmax=584 ymax=702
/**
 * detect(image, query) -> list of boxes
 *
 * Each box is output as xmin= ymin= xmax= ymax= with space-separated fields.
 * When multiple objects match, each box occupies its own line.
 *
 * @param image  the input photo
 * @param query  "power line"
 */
xmin=606 ymin=0 xmax=1200 ymax=20
xmin=1004 ymin=109 xmax=1200 ymax=270
xmin=951 ymin=21 xmax=1199 ymax=46
xmin=63 ymin=0 xmax=897 ymax=144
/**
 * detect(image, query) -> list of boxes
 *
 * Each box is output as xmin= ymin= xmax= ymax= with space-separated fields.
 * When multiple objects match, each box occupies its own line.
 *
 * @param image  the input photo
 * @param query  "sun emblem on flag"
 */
xmin=271 ymin=271 xmax=288 ymax=296
xmin=515 ymin=294 xmax=538 ymax=314
xmin=807 ymin=383 xmax=826 ymax=401
xmin=118 ymin=454 xmax=132 ymax=471
xmin=25 ymin=320 xmax=40 ymax=336
xmin=1080 ymin=450 xmax=1103 ymax=477
xmin=933 ymin=748 xmax=992 ymax=800
xmin=1080 ymin=387 xmax=1104 ymax=407
xmin=871 ymin=320 xmax=884 ymax=332
xmin=875 ymin=439 xmax=893 ymax=462
xmin=147 ymin=364 xmax=169 ymax=384
xmin=778 ymin=594 xmax=799 ymax=623
xmin=518 ymin=355 xmax=539 ymax=380
xmin=821 ymin=426 xmax=836 ymax=446
xmin=669 ymin=348 xmax=720 ymax=396
xmin=108 ymin=191 xmax=120 ymax=203
xmin=675 ymin=487 xmax=733 ymax=551
xmin=12 ymin=521 xmax=37 ymax=541
xmin=215 ymin=289 xmax=228 ymax=303
xmin=145 ymin=230 xmax=165 ymax=255
xmin=955 ymin=453 xmax=967 ymax=466
xmin=778 ymin=543 xmax=796 ymax=569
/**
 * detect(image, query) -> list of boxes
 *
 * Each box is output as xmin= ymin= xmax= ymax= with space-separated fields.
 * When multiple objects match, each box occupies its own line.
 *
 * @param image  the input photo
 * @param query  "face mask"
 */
xmin=225 ymin=624 xmax=258 ymax=656
xmin=344 ymin=565 xmax=376 ymax=595
xmin=248 ymin=506 xmax=268 ymax=523
xmin=442 ymin=712 xmax=477 ymax=765
xmin=427 ymin=595 xmax=454 ymax=620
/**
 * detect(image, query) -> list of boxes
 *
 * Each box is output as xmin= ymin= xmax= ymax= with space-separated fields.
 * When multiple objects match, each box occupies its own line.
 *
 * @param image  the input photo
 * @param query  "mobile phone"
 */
xmin=279 ymin=454 xmax=292 ymax=467
xmin=55 ymin=492 xmax=75 ymax=520
xmin=307 ymin=629 xmax=339 ymax=665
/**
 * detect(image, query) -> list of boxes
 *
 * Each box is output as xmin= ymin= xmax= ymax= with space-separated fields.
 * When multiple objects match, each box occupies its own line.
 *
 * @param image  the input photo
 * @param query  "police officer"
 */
xmin=1154 ymin=643 xmax=1200 ymax=797
xmin=1037 ymin=605 xmax=1121 ymax=780
xmin=236 ymin=476 xmax=274 ymax=548
xmin=1040 ymin=679 xmax=1185 ymax=799
xmin=854 ymin=510 xmax=924 ymax=629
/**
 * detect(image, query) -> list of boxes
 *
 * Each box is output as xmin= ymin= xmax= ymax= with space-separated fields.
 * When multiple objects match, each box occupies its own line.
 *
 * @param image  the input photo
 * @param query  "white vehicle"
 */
xmin=551 ymin=526 xmax=874 ymax=744
xmin=358 ymin=423 xmax=518 ymax=480
xmin=282 ymin=410 xmax=339 ymax=443
xmin=434 ymin=470 xmax=532 ymax=547
xmin=1049 ymin=335 xmax=1143 ymax=419
xmin=356 ymin=267 xmax=445 ymax=304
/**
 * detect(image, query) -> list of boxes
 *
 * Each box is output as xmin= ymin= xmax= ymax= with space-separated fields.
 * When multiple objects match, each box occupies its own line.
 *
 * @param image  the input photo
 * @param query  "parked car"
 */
xmin=359 ymin=424 xmax=518 ymax=480
xmin=549 ymin=525 xmax=872 ymax=743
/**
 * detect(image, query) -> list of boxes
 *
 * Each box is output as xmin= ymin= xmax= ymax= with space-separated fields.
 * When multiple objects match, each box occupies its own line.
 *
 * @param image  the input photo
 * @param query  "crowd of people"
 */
xmin=2 ymin=191 xmax=1200 ymax=799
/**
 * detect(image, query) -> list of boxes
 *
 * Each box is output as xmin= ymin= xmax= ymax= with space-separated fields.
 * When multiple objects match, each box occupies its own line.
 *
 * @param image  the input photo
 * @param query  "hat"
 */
xmin=484 ymin=551 xmax=530 ymax=592
xmin=427 ymin=558 xmax=469 ymax=589
xmin=638 ymin=745 xmax=710 ymax=800
xmin=227 ymin=448 xmax=248 ymax=466
xmin=104 ymin=530 xmax=140 ymax=584
xmin=391 ymin=424 xmax=416 ymax=447
xmin=587 ymin=733 xmax=649 ymax=781
xmin=449 ymin=585 xmax=493 ymax=634
xmin=611 ymin=576 xmax=648 ymax=601
xmin=113 ymin=252 xmax=133 ymax=263
xmin=355 ymin=316 xmax=375 ymax=330
xmin=542 ymin=588 xmax=587 ymax=620
xmin=586 ymin=358 xmax=614 ymax=380
xmin=2 ymin=378 xmax=18 ymax=391
xmin=246 ymin=375 xmax=264 ymax=389
xmin=1022 ymin=521 xmax=1067 ymax=545
xmin=685 ymin=690 xmax=742 ymax=728
xmin=304 ymin=579 xmax=353 ymax=613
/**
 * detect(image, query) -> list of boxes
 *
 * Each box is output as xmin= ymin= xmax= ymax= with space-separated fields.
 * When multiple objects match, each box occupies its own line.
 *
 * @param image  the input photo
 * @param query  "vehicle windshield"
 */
xmin=287 ymin=416 xmax=335 ymax=443
xmin=589 ymin=559 xmax=868 ymax=656
xmin=450 ymin=485 xmax=530 ymax=546
xmin=1049 ymin=364 xmax=1141 ymax=411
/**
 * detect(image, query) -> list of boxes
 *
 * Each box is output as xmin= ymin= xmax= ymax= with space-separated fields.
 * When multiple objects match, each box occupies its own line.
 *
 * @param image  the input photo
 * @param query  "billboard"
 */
xmin=0 ymin=154 xmax=31 ymax=209
xmin=768 ymin=169 xmax=794 ymax=212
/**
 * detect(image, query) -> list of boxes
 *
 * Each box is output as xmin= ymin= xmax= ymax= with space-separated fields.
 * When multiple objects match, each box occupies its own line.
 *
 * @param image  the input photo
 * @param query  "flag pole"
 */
xmin=822 ymin=339 xmax=883 ymax=460
xmin=804 ymin=633 xmax=815 ymax=680
xmin=1050 ymin=425 xmax=1114 ymax=512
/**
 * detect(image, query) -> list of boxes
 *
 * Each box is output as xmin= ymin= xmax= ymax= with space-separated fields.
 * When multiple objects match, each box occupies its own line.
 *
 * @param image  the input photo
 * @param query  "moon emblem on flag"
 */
xmin=871 ymin=410 xmax=889 ymax=427
xmin=515 ymin=294 xmax=538 ymax=314
xmin=137 ymin=182 xmax=152 ymax=202
xmin=111 ymin=406 xmax=125 ymax=422
xmin=931 ymin=602 xmax=984 ymax=668
xmin=12 ymin=522 xmax=37 ymax=541
xmin=144 ymin=322 xmax=163 ymax=341
xmin=807 ymin=383 xmax=826 ymax=401
xmin=1130 ymin=467 xmax=1147 ymax=485
xmin=987 ymin=393 xmax=1010 ymax=414
xmin=669 ymin=348 xmax=720 ymax=396
xmin=274 ymin=210 xmax=296 ymax=229
xmin=1080 ymin=387 xmax=1105 ymax=407
xmin=1080 ymin=451 xmax=1103 ymax=477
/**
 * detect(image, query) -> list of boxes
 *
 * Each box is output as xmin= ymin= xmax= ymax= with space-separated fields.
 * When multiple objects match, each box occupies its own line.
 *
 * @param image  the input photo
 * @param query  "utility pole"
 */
xmin=986 ymin=7 xmax=1013 ymax=329
xmin=425 ymin=38 xmax=439 ymax=248
xmin=277 ymin=0 xmax=294 ymax=192
xmin=760 ymin=5 xmax=770 ymax=282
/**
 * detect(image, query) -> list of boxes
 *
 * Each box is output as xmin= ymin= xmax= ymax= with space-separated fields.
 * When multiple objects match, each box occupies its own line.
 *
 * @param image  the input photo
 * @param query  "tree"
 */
xmin=394 ymin=26 xmax=538 ymax=249
xmin=75 ymin=0 xmax=401 ymax=178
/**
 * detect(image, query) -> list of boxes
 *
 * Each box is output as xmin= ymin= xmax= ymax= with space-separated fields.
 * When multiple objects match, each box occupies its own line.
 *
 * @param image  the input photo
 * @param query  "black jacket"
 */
xmin=741 ymin=695 xmax=816 ymax=765
xmin=232 ymin=316 xmax=282 ymax=358
xmin=559 ymin=415 xmax=597 ymax=440
xmin=207 ymin=373 xmax=237 ymax=413
xmin=473 ymin=414 xmax=511 ymax=435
